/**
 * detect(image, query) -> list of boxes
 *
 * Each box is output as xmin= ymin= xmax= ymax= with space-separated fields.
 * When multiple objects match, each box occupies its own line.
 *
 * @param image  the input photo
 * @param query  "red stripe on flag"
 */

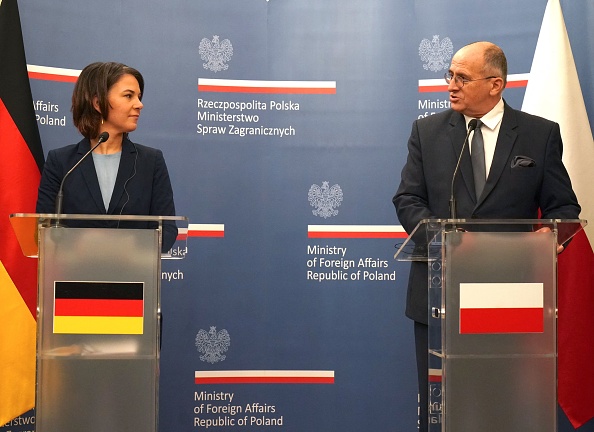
xmin=188 ymin=230 xmax=224 ymax=238
xmin=505 ymin=80 xmax=529 ymax=88
xmin=418 ymin=79 xmax=528 ymax=93
xmin=195 ymin=376 xmax=334 ymax=385
xmin=418 ymin=85 xmax=448 ymax=93
xmin=558 ymin=230 xmax=594 ymax=426
xmin=0 ymin=100 xmax=40 ymax=318
xmin=460 ymin=307 xmax=544 ymax=334
xmin=55 ymin=299 xmax=143 ymax=317
xmin=28 ymin=71 xmax=78 ymax=83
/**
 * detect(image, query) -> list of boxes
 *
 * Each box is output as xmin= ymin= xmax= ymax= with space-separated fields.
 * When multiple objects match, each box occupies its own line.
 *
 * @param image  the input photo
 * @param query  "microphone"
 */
xmin=54 ymin=131 xmax=109 ymax=216
xmin=449 ymin=119 xmax=477 ymax=219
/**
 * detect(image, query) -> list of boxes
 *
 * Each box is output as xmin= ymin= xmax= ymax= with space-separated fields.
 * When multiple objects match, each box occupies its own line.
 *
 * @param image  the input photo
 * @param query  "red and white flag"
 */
xmin=459 ymin=283 xmax=544 ymax=334
xmin=521 ymin=0 xmax=594 ymax=428
xmin=195 ymin=370 xmax=335 ymax=385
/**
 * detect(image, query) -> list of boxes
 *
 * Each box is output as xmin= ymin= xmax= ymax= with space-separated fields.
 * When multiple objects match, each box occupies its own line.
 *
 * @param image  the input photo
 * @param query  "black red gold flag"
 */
xmin=53 ymin=282 xmax=145 ymax=334
xmin=0 ymin=0 xmax=44 ymax=424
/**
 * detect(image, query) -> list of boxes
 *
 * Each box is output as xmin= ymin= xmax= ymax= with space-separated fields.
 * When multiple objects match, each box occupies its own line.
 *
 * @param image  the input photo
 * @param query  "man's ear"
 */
xmin=490 ymin=77 xmax=505 ymax=96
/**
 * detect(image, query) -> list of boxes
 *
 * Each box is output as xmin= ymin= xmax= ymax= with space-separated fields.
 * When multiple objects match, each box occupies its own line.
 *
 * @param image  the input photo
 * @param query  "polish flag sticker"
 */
xmin=459 ymin=283 xmax=544 ymax=334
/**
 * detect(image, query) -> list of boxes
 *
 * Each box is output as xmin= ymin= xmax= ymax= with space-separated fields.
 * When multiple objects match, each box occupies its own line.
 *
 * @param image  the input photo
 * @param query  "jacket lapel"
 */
xmin=449 ymin=112 xmax=476 ymax=203
xmin=479 ymin=103 xmax=518 ymax=205
xmin=108 ymin=138 xmax=137 ymax=214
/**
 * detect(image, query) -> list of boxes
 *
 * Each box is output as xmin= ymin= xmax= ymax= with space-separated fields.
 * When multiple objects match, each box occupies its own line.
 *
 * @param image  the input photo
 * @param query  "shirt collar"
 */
xmin=464 ymin=98 xmax=504 ymax=131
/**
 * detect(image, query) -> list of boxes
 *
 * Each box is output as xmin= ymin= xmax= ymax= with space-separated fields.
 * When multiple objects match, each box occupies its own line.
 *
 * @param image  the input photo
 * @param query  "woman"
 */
xmin=36 ymin=62 xmax=177 ymax=251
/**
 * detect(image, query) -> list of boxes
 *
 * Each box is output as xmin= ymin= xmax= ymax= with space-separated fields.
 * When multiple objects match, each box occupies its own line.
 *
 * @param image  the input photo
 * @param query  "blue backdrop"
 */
xmin=4 ymin=1 xmax=594 ymax=431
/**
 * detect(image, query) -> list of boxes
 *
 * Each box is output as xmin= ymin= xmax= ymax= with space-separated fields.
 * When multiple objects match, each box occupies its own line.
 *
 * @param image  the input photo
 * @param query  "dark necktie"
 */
xmin=471 ymin=119 xmax=485 ymax=200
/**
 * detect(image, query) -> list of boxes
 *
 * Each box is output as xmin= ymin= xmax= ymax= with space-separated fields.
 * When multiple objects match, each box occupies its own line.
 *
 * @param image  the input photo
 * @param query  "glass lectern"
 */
xmin=394 ymin=219 xmax=586 ymax=432
xmin=10 ymin=213 xmax=188 ymax=432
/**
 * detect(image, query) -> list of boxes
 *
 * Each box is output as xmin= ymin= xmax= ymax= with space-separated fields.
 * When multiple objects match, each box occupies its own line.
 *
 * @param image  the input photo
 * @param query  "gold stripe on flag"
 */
xmin=53 ymin=316 xmax=144 ymax=334
xmin=0 ymin=262 xmax=35 ymax=423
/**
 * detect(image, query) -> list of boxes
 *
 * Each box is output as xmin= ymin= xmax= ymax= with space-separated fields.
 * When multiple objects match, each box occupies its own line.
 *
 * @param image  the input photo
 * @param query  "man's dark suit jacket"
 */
xmin=393 ymin=101 xmax=580 ymax=324
xmin=36 ymin=137 xmax=178 ymax=252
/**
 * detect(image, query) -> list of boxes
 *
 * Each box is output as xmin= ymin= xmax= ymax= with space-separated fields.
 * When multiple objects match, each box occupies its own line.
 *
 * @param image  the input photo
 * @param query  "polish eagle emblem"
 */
xmin=195 ymin=326 xmax=230 ymax=364
xmin=419 ymin=35 xmax=453 ymax=72
xmin=199 ymin=35 xmax=233 ymax=72
xmin=308 ymin=181 xmax=343 ymax=219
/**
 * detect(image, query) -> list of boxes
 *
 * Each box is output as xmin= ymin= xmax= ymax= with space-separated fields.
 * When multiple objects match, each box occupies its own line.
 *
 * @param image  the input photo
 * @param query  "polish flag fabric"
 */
xmin=521 ymin=0 xmax=594 ymax=427
xmin=459 ymin=283 xmax=544 ymax=334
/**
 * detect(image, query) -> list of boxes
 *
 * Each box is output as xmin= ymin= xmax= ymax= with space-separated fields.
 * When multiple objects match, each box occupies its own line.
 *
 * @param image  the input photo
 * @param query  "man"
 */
xmin=393 ymin=41 xmax=580 ymax=431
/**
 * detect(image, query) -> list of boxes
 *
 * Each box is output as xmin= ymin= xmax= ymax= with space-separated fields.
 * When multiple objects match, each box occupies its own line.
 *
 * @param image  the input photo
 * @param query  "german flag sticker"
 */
xmin=53 ymin=282 xmax=144 ymax=334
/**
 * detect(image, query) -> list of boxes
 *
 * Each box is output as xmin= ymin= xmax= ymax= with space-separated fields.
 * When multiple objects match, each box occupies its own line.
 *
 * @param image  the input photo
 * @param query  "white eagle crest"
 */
xmin=308 ymin=181 xmax=343 ymax=219
xmin=195 ymin=326 xmax=230 ymax=364
xmin=199 ymin=35 xmax=233 ymax=72
xmin=419 ymin=35 xmax=453 ymax=72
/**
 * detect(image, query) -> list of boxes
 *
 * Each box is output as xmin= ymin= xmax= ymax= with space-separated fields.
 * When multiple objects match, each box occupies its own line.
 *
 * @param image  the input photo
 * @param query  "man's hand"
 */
xmin=536 ymin=226 xmax=564 ymax=254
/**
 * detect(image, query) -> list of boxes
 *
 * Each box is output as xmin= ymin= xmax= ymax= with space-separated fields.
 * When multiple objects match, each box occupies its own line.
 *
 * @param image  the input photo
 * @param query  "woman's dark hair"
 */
xmin=71 ymin=62 xmax=144 ymax=139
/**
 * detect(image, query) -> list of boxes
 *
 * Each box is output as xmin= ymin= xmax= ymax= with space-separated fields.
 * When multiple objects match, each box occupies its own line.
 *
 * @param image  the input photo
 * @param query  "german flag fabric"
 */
xmin=0 ymin=0 xmax=44 ymax=425
xmin=54 ymin=282 xmax=145 ymax=334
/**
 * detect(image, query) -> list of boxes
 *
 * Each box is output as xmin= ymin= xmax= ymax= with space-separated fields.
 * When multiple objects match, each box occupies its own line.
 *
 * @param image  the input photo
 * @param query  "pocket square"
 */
xmin=511 ymin=155 xmax=536 ymax=168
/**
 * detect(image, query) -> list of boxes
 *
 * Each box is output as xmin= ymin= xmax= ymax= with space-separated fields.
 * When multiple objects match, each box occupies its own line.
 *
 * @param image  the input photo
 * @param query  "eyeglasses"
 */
xmin=444 ymin=72 xmax=498 ymax=88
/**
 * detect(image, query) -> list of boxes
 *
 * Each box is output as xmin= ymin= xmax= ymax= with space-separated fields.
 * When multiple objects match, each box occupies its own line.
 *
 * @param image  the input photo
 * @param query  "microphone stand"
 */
xmin=448 ymin=119 xmax=477 ymax=230
xmin=53 ymin=132 xmax=109 ymax=227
